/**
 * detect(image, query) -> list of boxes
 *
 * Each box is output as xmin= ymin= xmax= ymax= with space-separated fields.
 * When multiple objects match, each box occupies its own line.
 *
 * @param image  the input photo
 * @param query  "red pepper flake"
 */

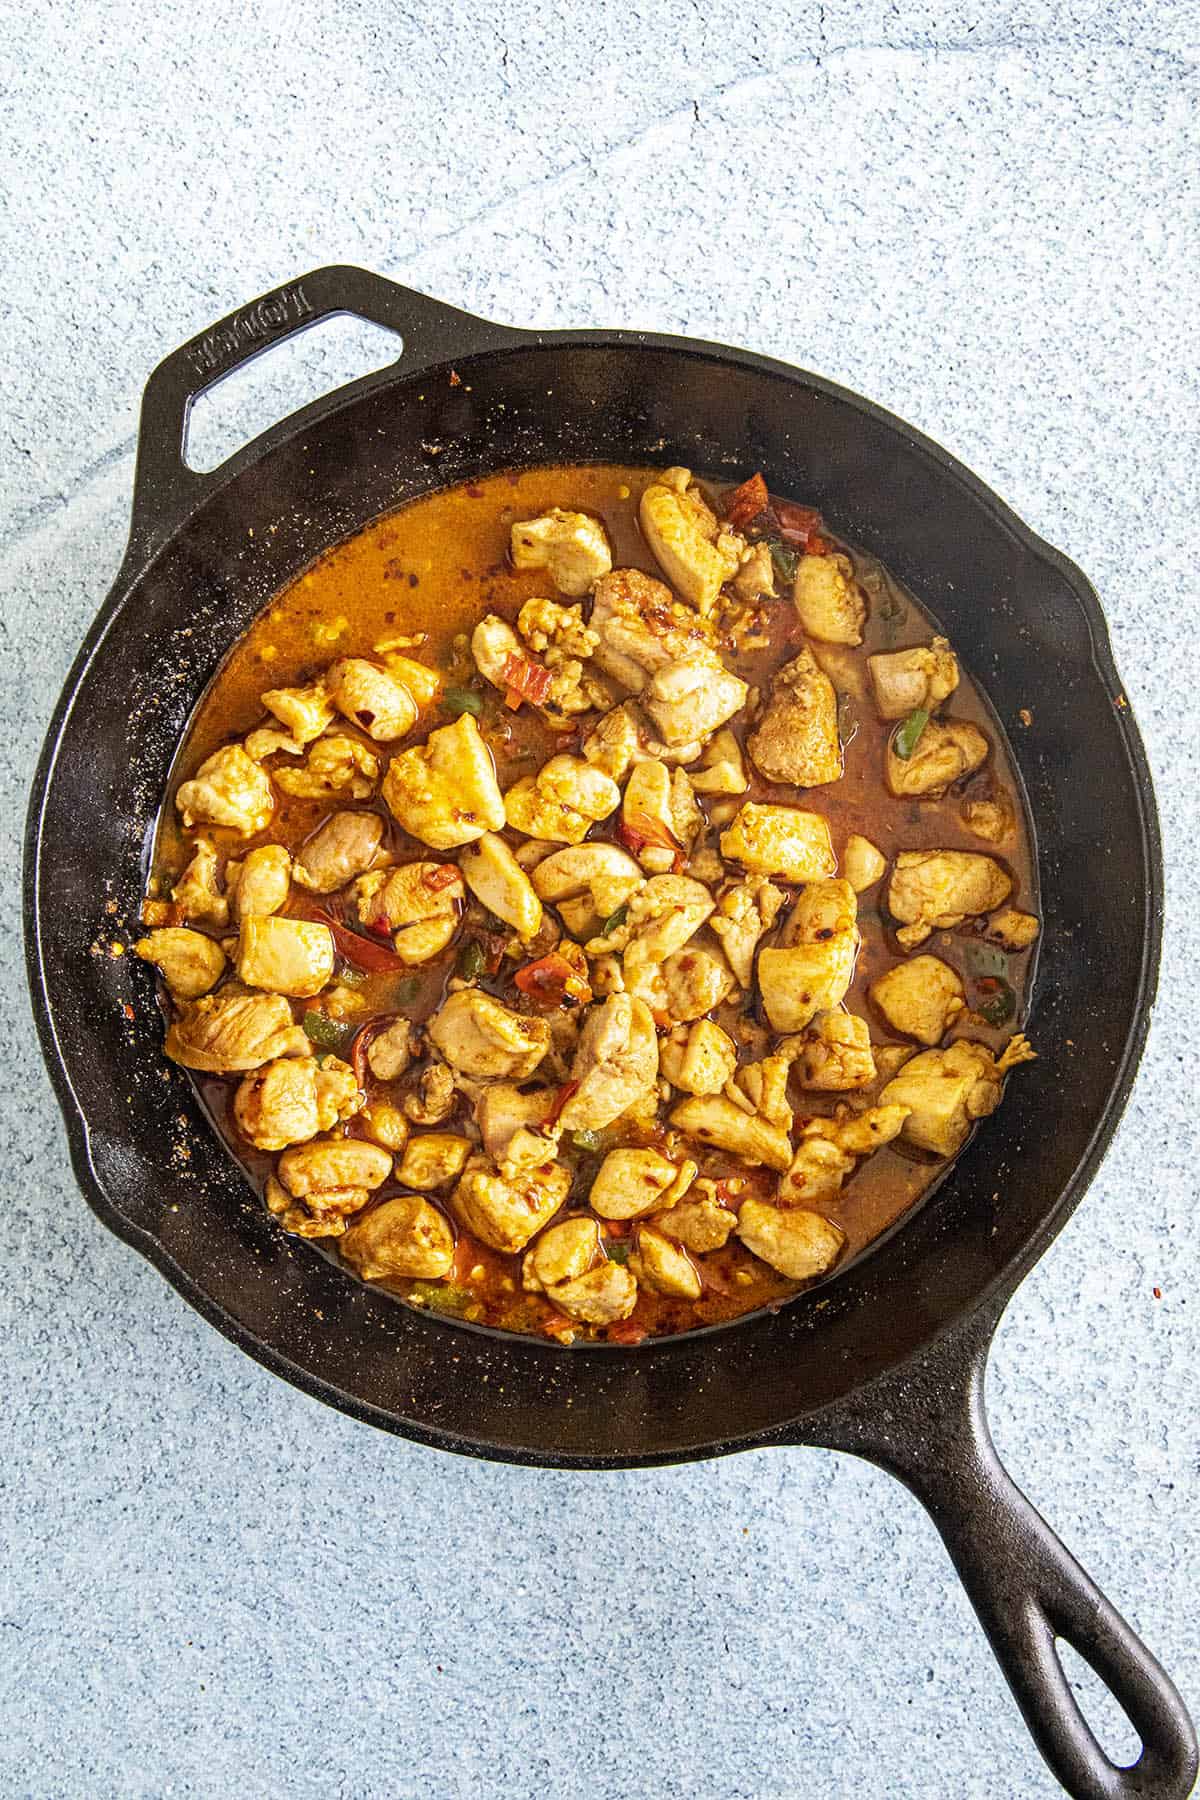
xmin=618 ymin=811 xmax=686 ymax=873
xmin=501 ymin=651 xmax=553 ymax=710
xmin=449 ymin=369 xmax=462 ymax=387
xmin=422 ymin=863 xmax=462 ymax=893
xmin=722 ymin=471 xmax=770 ymax=532
xmin=546 ymin=1079 xmax=581 ymax=1127
xmin=122 ymin=1002 xmax=135 ymax=1022
xmin=606 ymin=1319 xmax=649 ymax=1346
xmin=541 ymin=1311 xmax=575 ymax=1340
xmin=604 ymin=1218 xmax=631 ymax=1239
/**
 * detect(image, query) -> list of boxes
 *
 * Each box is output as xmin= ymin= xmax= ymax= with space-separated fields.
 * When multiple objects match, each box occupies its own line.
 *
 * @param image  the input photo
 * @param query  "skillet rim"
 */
xmin=23 ymin=318 xmax=1164 ymax=1467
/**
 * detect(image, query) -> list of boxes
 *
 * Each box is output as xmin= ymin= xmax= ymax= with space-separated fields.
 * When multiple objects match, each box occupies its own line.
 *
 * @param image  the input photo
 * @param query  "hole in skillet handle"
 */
xmin=183 ymin=314 xmax=404 ymax=472
xmin=1055 ymin=1639 xmax=1143 ymax=1771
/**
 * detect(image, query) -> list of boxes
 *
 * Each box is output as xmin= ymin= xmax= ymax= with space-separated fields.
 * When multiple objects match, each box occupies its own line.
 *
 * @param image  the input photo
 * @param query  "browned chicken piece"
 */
xmin=639 ymin=467 xmax=743 ymax=615
xmin=870 ymin=955 xmax=966 ymax=1046
xmin=165 ymin=989 xmax=311 ymax=1072
xmin=868 ymin=637 xmax=959 ymax=720
xmin=176 ymin=744 xmax=275 ymax=837
xmin=886 ymin=718 xmax=989 ymax=798
xmin=881 ymin=1036 xmax=1035 ymax=1156
xmin=842 ymin=834 xmax=886 ymax=894
xmin=325 ymin=657 xmax=418 ymax=741
xmin=402 ymin=1061 xmax=457 ymax=1125
xmin=621 ymin=759 xmax=702 ymax=874
xmin=522 ymin=1216 xmax=602 ymax=1292
xmin=688 ymin=727 xmax=749 ymax=796
xmin=669 ymin=1094 xmax=792 ymax=1171
xmin=365 ymin=1017 xmax=415 ymax=1082
xmin=736 ymin=1201 xmax=846 ymax=1281
xmin=450 ymin=1156 xmax=571 ymax=1253
xmin=777 ymin=1105 xmax=910 ymax=1206
xmin=274 ymin=735 xmax=380 ymax=801
xmin=358 ymin=1100 xmax=410 ymax=1152
xmin=651 ymin=1181 xmax=737 ymax=1252
xmin=887 ymin=850 xmax=1012 ymax=949
xmin=504 ymin=755 xmax=621 ymax=845
xmin=292 ymin=811 xmax=384 ymax=894
xmin=792 ymin=552 xmax=867 ymax=646
xmin=659 ymin=1020 xmax=739 ymax=1095
xmin=794 ymin=1010 xmax=878 ymax=1090
xmin=980 ymin=906 xmax=1040 ymax=951
xmin=630 ymin=1224 xmax=701 ymax=1299
xmin=381 ymin=712 xmax=506 ymax=850
xmin=533 ymin=842 xmax=644 ymax=943
xmin=134 ymin=928 xmax=226 ymax=999
xmin=260 ymin=678 xmax=334 ymax=746
xmin=171 ymin=835 xmax=229 ymax=928
xmin=510 ymin=508 xmax=613 ymax=597
xmin=355 ymin=861 xmax=464 ymax=964
xmin=233 ymin=1054 xmax=361 ymax=1151
xmin=545 ymin=1261 xmax=638 ymax=1324
xmin=661 ymin=943 xmax=737 ymax=1021
xmin=748 ymin=649 xmax=842 ymax=787
xmin=730 ymin=1051 xmax=794 ymax=1133
xmin=731 ymin=541 xmax=776 ymax=602
xmin=641 ymin=658 xmax=748 ymax=749
xmin=265 ymin=1173 xmax=360 ymax=1240
xmin=340 ymin=1193 xmax=455 ymax=1281
xmin=719 ymin=802 xmax=836 ymax=883
xmin=588 ymin=1147 xmax=693 ymax=1220
xmin=588 ymin=567 xmax=716 ymax=692
xmin=236 ymin=916 xmax=335 ymax=998
xmin=428 ymin=991 xmax=551 ymax=1081
xmin=708 ymin=879 xmax=786 ymax=986
xmin=558 ymin=994 xmax=660 ymax=1133
xmin=581 ymin=700 xmax=647 ymax=780
xmin=458 ymin=833 xmax=543 ymax=939
xmin=475 ymin=1084 xmax=561 ymax=1164
xmin=267 ymin=1136 xmax=390 ymax=1239
xmin=758 ymin=879 xmax=860 ymax=1033
xmin=961 ymin=794 xmax=1016 ymax=843
xmin=229 ymin=844 xmax=291 ymax=920
xmin=395 ymin=1132 xmax=473 ymax=1190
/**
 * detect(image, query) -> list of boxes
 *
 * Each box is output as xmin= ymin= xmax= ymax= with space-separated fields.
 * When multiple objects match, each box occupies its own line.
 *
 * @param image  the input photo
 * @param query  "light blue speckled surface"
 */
xmin=3 ymin=4 xmax=1197 ymax=1795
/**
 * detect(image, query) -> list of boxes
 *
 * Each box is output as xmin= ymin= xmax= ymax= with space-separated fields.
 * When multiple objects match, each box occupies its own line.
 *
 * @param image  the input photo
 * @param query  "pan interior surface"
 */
xmin=28 ymin=340 xmax=1158 ymax=1464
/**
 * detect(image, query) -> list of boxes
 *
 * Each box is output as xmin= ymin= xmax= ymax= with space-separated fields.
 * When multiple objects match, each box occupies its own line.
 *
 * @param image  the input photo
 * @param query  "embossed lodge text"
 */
xmin=187 ymin=283 xmax=314 ymax=377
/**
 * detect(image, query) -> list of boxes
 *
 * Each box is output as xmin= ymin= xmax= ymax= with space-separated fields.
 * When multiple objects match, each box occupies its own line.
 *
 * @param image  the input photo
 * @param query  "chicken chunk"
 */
xmin=396 ymin=1132 xmax=473 ymax=1191
xmin=747 ymin=649 xmax=842 ymax=787
xmin=365 ymin=1017 xmax=415 ymax=1082
xmin=708 ymin=879 xmax=786 ymax=987
xmin=641 ymin=657 xmax=748 ymax=751
xmin=589 ymin=567 xmax=715 ymax=692
xmin=661 ymin=944 xmax=736 ymax=1021
xmin=522 ymin=1216 xmax=601 ymax=1291
xmin=546 ymin=1260 xmax=638 ymax=1324
xmin=358 ymin=1100 xmax=411 ymax=1152
xmin=581 ymin=701 xmax=647 ymax=780
xmin=880 ymin=1036 xmax=1034 ymax=1156
xmin=588 ymin=1148 xmax=690 ymax=1220
xmin=134 ymin=927 xmax=226 ymax=999
xmin=403 ymin=1061 xmax=457 ymax=1125
xmin=504 ymin=755 xmax=620 ymax=846
xmin=274 ymin=735 xmax=380 ymax=801
xmin=886 ymin=718 xmax=989 ymax=799
xmin=842 ymin=834 xmax=886 ymax=894
xmin=778 ymin=1105 xmax=909 ymax=1206
xmin=558 ymin=994 xmax=659 ymax=1132
xmin=617 ymin=876 xmax=715 ymax=1000
xmin=293 ymin=812 xmax=384 ymax=894
xmin=688 ymin=727 xmax=749 ymax=796
xmin=731 ymin=1051 xmax=794 ymax=1133
xmin=669 ymin=1094 xmax=793 ymax=1172
xmin=232 ymin=1054 xmax=360 ymax=1151
xmin=171 ymin=836 xmax=229 ymax=927
xmin=620 ymin=759 xmax=700 ymax=873
xmin=381 ymin=713 xmax=506 ymax=850
xmin=475 ymin=1084 xmax=560 ymax=1164
xmin=276 ymin=1135 xmax=391 ymax=1208
xmin=736 ymin=1201 xmax=846 ymax=1281
xmin=792 ymin=552 xmax=866 ymax=646
xmin=731 ymin=540 xmax=776 ymax=602
xmin=176 ymin=744 xmax=275 ymax=837
xmin=340 ymin=1193 xmax=455 ymax=1281
xmin=515 ymin=597 xmax=612 ymax=720
xmin=450 ymin=1156 xmax=570 ymax=1253
xmin=961 ymin=794 xmax=1016 ymax=844
xmin=719 ymin=803 xmax=836 ymax=884
xmin=510 ymin=508 xmax=613 ymax=597
xmin=456 ymin=832 xmax=542 ymax=940
xmin=631 ymin=1225 xmax=701 ymax=1299
xmin=471 ymin=613 xmax=525 ymax=690
xmin=660 ymin=1020 xmax=739 ymax=1096
xmin=260 ymin=679 xmax=335 ymax=746
xmin=651 ymin=1183 xmax=737 ymax=1253
xmin=355 ymin=861 xmax=463 ymax=964
xmin=264 ymin=1172 xmax=360 ymax=1240
xmin=229 ymin=844 xmax=292 ymax=920
xmin=870 ymin=955 xmax=966 ymax=1045
xmin=164 ymin=988 xmax=311 ymax=1072
xmin=428 ymin=990 xmax=551 ymax=1080
xmin=532 ymin=843 xmax=644 ymax=943
xmin=639 ymin=467 xmax=742 ymax=615
xmin=325 ymin=657 xmax=418 ymax=742
xmin=376 ymin=648 xmax=443 ymax=707
xmin=980 ymin=906 xmax=1040 ymax=952
xmin=758 ymin=880 xmax=860 ymax=1033
xmin=243 ymin=724 xmax=303 ymax=761
xmin=868 ymin=638 xmax=959 ymax=720
xmin=236 ymin=916 xmax=335 ymax=998
xmin=794 ymin=1010 xmax=877 ymax=1091
xmin=887 ymin=850 xmax=1013 ymax=950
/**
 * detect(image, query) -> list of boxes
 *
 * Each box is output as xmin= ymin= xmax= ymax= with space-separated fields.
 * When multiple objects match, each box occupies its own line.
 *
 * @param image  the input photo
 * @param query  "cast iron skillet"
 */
xmin=25 ymin=266 xmax=1196 ymax=1800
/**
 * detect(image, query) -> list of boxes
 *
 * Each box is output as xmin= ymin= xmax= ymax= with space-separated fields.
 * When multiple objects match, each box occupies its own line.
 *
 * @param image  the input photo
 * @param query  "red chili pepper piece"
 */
xmin=514 ymin=952 xmax=593 ymax=1008
xmin=722 ymin=471 xmax=770 ymax=532
xmin=606 ymin=1319 xmax=649 ymax=1346
xmin=546 ymin=1079 xmax=581 ymax=1127
xmin=422 ymin=863 xmax=462 ymax=893
xmin=295 ymin=901 xmax=409 ymax=973
xmin=500 ymin=651 xmax=553 ymax=710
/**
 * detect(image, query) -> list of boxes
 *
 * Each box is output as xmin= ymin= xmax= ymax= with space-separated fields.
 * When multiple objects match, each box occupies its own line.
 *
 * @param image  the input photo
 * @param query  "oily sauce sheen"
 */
xmin=147 ymin=465 xmax=1038 ymax=1346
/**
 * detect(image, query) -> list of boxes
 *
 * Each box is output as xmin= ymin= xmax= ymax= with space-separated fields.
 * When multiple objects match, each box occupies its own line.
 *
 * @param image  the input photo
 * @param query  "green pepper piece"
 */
xmin=893 ymin=708 xmax=930 ymax=760
xmin=442 ymin=687 xmax=483 ymax=717
xmin=302 ymin=1011 xmax=356 ymax=1055
xmin=600 ymin=903 xmax=628 ymax=936
xmin=605 ymin=1241 xmax=631 ymax=1265
xmin=458 ymin=939 xmax=486 ymax=980
xmin=407 ymin=1280 xmax=476 ymax=1315
xmin=976 ymin=978 xmax=1017 ymax=1026
xmin=766 ymin=538 xmax=800 ymax=584
xmin=963 ymin=940 xmax=1010 ymax=980
xmin=571 ymin=1129 xmax=602 ymax=1152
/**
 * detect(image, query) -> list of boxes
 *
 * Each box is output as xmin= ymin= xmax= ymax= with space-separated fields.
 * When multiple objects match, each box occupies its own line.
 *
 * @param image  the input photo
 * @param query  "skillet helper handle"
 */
xmin=812 ymin=1313 xmax=1197 ymax=1800
xmin=128 ymin=264 xmax=519 ymax=558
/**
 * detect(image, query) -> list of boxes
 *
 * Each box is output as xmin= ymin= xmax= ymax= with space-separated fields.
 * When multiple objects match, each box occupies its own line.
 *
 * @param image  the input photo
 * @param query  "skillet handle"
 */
xmin=128 ymin=264 xmax=522 ymax=559
xmin=808 ymin=1309 xmax=1197 ymax=1800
